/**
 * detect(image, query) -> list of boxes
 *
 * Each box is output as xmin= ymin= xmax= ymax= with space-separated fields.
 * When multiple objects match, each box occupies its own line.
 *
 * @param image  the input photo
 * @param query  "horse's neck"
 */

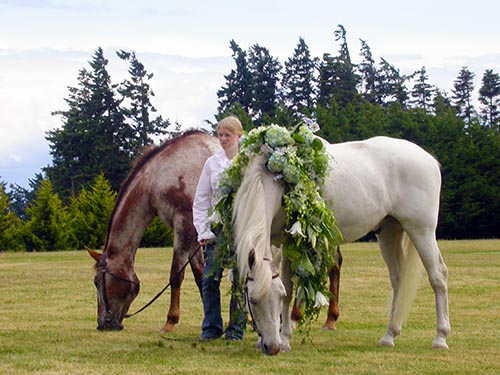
xmin=106 ymin=183 xmax=156 ymax=262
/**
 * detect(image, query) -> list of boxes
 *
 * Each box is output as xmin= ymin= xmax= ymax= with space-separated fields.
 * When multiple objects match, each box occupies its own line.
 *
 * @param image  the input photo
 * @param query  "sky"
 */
xmin=1 ymin=0 xmax=499 ymax=189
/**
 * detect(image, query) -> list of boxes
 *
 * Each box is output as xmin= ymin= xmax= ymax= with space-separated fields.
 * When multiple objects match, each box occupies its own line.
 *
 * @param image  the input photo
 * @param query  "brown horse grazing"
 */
xmin=87 ymin=129 xmax=343 ymax=332
xmin=87 ymin=130 xmax=220 ymax=332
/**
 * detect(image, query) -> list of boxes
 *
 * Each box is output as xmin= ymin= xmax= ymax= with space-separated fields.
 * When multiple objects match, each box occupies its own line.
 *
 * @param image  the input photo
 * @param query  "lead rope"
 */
xmin=124 ymin=245 xmax=202 ymax=319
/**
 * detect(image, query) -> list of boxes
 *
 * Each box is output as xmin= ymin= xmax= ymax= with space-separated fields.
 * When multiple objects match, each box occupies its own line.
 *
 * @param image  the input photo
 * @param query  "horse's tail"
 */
xmin=390 ymin=231 xmax=424 ymax=327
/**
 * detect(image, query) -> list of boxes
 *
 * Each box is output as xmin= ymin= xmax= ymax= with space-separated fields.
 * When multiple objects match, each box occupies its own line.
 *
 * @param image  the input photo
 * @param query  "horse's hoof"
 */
xmin=322 ymin=321 xmax=337 ymax=330
xmin=159 ymin=322 xmax=175 ymax=333
xmin=281 ymin=342 xmax=292 ymax=352
xmin=432 ymin=339 xmax=449 ymax=350
xmin=378 ymin=337 xmax=395 ymax=347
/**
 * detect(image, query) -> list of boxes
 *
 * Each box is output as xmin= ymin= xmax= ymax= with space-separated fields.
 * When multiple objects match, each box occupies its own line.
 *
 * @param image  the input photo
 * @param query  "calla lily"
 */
xmin=286 ymin=221 xmax=306 ymax=238
xmin=208 ymin=210 xmax=221 ymax=224
xmin=314 ymin=291 xmax=329 ymax=309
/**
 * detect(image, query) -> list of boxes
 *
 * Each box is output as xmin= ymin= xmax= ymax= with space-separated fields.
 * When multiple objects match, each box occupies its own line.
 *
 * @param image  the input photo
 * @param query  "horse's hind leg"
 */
xmin=323 ymin=246 xmax=343 ymax=330
xmin=409 ymin=230 xmax=450 ymax=349
xmin=290 ymin=247 xmax=343 ymax=330
xmin=160 ymin=234 xmax=201 ymax=333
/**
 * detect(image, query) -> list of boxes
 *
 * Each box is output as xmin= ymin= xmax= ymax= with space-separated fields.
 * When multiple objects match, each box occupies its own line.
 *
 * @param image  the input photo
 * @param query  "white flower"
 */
xmin=286 ymin=221 xmax=306 ymax=238
xmin=301 ymin=116 xmax=320 ymax=133
xmin=208 ymin=209 xmax=221 ymax=224
xmin=313 ymin=291 xmax=329 ymax=309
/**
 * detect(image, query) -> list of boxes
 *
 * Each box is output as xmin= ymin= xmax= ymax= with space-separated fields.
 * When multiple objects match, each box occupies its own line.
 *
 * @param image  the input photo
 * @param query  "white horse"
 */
xmin=232 ymin=136 xmax=450 ymax=355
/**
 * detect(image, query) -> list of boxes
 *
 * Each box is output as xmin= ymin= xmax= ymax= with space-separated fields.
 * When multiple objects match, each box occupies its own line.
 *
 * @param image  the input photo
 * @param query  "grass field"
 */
xmin=1 ymin=240 xmax=499 ymax=374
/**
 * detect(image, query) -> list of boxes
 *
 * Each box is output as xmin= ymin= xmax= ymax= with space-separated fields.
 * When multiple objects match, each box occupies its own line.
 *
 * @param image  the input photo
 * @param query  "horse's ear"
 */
xmin=248 ymin=249 xmax=256 ymax=270
xmin=270 ymin=245 xmax=282 ymax=268
xmin=86 ymin=246 xmax=102 ymax=263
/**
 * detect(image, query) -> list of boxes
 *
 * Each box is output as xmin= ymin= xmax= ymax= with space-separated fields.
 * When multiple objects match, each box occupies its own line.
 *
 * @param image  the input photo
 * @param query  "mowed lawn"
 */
xmin=1 ymin=240 xmax=499 ymax=375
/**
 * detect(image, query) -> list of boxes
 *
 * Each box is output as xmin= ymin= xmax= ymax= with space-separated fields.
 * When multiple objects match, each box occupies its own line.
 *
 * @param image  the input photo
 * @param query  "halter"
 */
xmin=243 ymin=258 xmax=280 ymax=337
xmin=96 ymin=253 xmax=139 ymax=318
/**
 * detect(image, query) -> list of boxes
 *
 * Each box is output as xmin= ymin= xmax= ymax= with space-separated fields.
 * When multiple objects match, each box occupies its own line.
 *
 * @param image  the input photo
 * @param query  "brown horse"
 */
xmin=87 ymin=129 xmax=343 ymax=332
xmin=87 ymin=130 xmax=220 ymax=332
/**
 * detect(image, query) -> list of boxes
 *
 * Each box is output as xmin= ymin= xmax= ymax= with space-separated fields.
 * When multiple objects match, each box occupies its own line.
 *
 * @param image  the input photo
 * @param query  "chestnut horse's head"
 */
xmin=87 ymin=247 xmax=140 ymax=331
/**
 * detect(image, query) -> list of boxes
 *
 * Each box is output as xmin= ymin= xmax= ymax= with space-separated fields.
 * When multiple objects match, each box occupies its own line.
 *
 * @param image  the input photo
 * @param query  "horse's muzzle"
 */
xmin=261 ymin=342 xmax=281 ymax=356
xmin=97 ymin=317 xmax=124 ymax=331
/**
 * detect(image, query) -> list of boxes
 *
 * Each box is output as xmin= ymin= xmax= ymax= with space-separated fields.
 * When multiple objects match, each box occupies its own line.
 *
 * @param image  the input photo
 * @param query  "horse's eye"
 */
xmin=249 ymin=298 xmax=257 ymax=305
xmin=94 ymin=278 xmax=99 ymax=287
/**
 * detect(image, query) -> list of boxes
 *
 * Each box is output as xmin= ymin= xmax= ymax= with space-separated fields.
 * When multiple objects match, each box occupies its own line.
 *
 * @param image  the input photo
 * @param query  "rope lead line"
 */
xmin=124 ymin=245 xmax=202 ymax=319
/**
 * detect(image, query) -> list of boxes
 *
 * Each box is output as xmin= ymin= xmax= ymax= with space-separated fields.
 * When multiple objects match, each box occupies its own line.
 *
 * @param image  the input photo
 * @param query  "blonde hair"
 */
xmin=218 ymin=116 xmax=243 ymax=135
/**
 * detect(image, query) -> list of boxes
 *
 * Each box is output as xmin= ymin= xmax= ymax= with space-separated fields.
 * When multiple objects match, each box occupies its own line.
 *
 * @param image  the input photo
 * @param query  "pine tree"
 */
xmin=281 ymin=37 xmax=318 ymax=116
xmin=247 ymin=44 xmax=282 ymax=124
xmin=116 ymin=50 xmax=170 ymax=152
xmin=358 ymin=39 xmax=380 ymax=104
xmin=0 ymin=185 xmax=24 ymax=251
xmin=378 ymin=58 xmax=409 ymax=108
xmin=410 ymin=67 xmax=434 ymax=112
xmin=23 ymin=180 xmax=74 ymax=251
xmin=452 ymin=66 xmax=476 ymax=123
xmin=318 ymin=25 xmax=359 ymax=108
xmin=478 ymin=69 xmax=500 ymax=128
xmin=47 ymin=47 xmax=132 ymax=199
xmin=69 ymin=173 xmax=116 ymax=249
xmin=217 ymin=40 xmax=254 ymax=116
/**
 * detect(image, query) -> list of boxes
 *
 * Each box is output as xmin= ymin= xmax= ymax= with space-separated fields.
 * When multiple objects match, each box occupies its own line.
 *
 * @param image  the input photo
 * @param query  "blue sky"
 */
xmin=1 ymin=0 xmax=499 ymax=188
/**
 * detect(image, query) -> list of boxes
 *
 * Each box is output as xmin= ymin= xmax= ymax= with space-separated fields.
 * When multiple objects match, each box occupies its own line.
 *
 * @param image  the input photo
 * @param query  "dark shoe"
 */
xmin=225 ymin=335 xmax=242 ymax=341
xmin=199 ymin=333 xmax=222 ymax=342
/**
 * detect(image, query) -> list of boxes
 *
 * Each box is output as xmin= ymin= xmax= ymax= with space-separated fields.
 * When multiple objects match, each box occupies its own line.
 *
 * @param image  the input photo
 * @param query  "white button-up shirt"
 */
xmin=192 ymin=150 xmax=231 ymax=242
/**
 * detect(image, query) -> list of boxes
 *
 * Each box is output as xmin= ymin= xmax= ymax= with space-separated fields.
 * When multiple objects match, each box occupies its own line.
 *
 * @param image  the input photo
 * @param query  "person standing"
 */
xmin=192 ymin=116 xmax=246 ymax=341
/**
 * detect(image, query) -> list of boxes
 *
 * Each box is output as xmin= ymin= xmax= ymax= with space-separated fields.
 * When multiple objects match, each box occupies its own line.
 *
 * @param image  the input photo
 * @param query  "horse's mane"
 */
xmin=233 ymin=155 xmax=275 ymax=299
xmin=103 ymin=129 xmax=209 ymax=251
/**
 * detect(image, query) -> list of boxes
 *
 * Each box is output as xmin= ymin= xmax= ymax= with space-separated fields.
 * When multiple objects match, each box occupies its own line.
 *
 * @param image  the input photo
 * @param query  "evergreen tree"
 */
xmin=23 ymin=180 xmax=74 ymax=251
xmin=281 ymin=37 xmax=318 ymax=116
xmin=318 ymin=25 xmax=359 ymax=108
xmin=0 ymin=185 xmax=24 ymax=251
xmin=247 ymin=44 xmax=282 ymax=124
xmin=358 ymin=39 xmax=380 ymax=104
xmin=433 ymin=89 xmax=454 ymax=116
xmin=452 ymin=66 xmax=476 ymax=123
xmin=69 ymin=173 xmax=116 ymax=249
xmin=116 ymin=50 xmax=170 ymax=153
xmin=317 ymin=52 xmax=336 ymax=107
xmin=478 ymin=69 xmax=500 ymax=128
xmin=217 ymin=40 xmax=254 ymax=115
xmin=377 ymin=58 xmax=409 ymax=108
xmin=7 ymin=174 xmax=44 ymax=220
xmin=47 ymin=47 xmax=132 ymax=199
xmin=410 ymin=66 xmax=434 ymax=112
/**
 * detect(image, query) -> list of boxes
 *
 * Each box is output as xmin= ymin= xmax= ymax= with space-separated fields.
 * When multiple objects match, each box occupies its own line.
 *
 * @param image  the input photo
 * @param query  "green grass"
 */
xmin=1 ymin=240 xmax=500 ymax=374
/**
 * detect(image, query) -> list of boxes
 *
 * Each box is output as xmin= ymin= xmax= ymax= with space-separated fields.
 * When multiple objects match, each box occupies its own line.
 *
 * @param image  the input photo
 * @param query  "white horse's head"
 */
xmin=243 ymin=248 xmax=286 ymax=355
xmin=233 ymin=155 xmax=287 ymax=355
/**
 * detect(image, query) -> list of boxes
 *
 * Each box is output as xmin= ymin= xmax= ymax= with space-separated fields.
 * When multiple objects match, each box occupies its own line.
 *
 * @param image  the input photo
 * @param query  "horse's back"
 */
xmin=149 ymin=132 xmax=220 ymax=211
xmin=117 ymin=131 xmax=220 ymax=226
xmin=324 ymin=136 xmax=441 ymax=241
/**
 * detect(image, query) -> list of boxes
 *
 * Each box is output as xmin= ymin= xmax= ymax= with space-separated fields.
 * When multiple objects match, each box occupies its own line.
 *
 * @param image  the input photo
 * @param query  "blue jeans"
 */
xmin=201 ymin=242 xmax=246 ymax=339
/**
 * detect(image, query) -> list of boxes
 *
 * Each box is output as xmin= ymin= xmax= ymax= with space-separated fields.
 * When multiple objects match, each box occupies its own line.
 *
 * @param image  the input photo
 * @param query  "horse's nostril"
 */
xmin=262 ymin=343 xmax=269 ymax=354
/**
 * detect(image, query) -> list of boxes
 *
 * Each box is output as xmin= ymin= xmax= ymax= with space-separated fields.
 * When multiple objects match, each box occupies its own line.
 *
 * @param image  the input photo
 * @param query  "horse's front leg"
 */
xmin=280 ymin=256 xmax=294 ymax=352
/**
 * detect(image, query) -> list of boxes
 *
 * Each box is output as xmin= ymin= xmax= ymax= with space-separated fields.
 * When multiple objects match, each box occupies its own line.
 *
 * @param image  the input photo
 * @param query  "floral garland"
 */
xmin=213 ymin=120 xmax=343 ymax=322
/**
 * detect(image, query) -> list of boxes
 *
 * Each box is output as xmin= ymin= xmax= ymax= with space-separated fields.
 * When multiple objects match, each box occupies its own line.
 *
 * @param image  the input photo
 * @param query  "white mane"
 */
xmin=232 ymin=155 xmax=281 ymax=299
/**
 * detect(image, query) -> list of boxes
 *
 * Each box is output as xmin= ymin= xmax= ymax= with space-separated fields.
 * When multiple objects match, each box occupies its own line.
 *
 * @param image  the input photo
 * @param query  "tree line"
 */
xmin=1 ymin=25 xmax=499 ymax=251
